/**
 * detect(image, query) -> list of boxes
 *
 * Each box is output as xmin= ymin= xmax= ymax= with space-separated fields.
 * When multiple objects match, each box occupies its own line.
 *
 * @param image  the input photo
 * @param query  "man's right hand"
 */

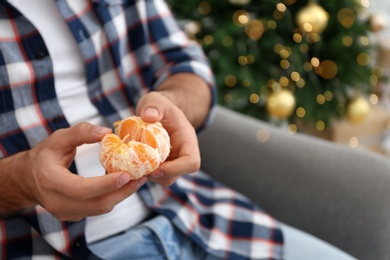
xmin=0 ymin=123 xmax=147 ymax=221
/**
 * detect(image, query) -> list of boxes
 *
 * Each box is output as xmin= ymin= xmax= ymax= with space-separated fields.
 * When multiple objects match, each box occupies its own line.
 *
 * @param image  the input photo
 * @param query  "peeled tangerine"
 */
xmin=99 ymin=116 xmax=170 ymax=180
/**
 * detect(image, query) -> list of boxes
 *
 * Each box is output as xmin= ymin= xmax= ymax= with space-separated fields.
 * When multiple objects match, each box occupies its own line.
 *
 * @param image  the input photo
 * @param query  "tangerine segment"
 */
xmin=100 ymin=134 xmax=160 ymax=180
xmin=114 ymin=116 xmax=170 ymax=162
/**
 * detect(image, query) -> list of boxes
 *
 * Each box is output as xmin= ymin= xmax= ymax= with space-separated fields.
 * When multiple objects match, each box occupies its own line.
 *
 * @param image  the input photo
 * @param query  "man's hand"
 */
xmin=0 ymin=123 xmax=147 ymax=221
xmin=136 ymin=73 xmax=212 ymax=187
xmin=136 ymin=92 xmax=201 ymax=186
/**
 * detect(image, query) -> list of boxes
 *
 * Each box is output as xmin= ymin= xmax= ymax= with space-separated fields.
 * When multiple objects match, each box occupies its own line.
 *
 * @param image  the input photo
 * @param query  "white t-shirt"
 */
xmin=9 ymin=0 xmax=151 ymax=243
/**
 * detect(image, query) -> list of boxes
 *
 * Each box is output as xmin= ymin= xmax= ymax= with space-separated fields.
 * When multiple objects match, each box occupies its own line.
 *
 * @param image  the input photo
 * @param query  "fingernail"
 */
xmin=137 ymin=177 xmax=147 ymax=189
xmin=94 ymin=126 xmax=111 ymax=135
xmin=143 ymin=107 xmax=159 ymax=118
xmin=151 ymin=170 xmax=164 ymax=178
xmin=118 ymin=173 xmax=131 ymax=187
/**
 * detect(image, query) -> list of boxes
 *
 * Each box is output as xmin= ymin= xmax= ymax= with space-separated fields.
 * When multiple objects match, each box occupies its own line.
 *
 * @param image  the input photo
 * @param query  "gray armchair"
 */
xmin=198 ymin=105 xmax=390 ymax=260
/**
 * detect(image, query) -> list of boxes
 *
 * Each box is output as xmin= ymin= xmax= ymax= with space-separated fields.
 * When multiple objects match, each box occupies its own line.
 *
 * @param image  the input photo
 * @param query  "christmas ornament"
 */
xmin=296 ymin=2 xmax=329 ymax=34
xmin=346 ymin=96 xmax=370 ymax=124
xmin=266 ymin=89 xmax=296 ymax=119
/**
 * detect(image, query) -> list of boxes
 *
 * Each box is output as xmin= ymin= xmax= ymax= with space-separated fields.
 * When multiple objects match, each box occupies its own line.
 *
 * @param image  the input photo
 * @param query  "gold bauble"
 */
xmin=266 ymin=89 xmax=296 ymax=119
xmin=346 ymin=96 xmax=370 ymax=124
xmin=296 ymin=3 xmax=329 ymax=34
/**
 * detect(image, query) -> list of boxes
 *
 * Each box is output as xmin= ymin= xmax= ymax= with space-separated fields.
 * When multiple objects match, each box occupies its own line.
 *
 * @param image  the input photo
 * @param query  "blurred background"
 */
xmin=168 ymin=0 xmax=390 ymax=157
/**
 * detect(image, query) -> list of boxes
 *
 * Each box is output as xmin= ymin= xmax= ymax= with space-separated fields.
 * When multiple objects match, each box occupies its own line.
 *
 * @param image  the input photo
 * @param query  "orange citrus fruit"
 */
xmin=99 ymin=116 xmax=170 ymax=180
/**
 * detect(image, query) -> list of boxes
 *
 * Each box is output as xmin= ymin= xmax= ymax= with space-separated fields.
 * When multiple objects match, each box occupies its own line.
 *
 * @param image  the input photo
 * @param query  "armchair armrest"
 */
xmin=199 ymin=105 xmax=390 ymax=260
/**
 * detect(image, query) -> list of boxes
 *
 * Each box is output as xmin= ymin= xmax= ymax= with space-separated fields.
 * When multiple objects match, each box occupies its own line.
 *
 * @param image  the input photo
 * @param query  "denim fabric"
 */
xmin=88 ymin=215 xmax=219 ymax=260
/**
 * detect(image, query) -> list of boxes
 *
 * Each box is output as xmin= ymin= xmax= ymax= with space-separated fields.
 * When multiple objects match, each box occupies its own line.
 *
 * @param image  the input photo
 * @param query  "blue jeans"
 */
xmin=89 ymin=215 xmax=356 ymax=260
xmin=88 ymin=215 xmax=218 ymax=260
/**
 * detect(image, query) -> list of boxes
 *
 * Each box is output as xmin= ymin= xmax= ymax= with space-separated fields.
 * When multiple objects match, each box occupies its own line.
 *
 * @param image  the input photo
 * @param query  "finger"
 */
xmin=148 ymin=148 xmax=201 ymax=187
xmin=136 ymin=92 xmax=169 ymax=123
xmin=87 ymin=176 xmax=148 ymax=215
xmin=158 ymin=154 xmax=200 ymax=177
xmin=49 ymin=177 xmax=148 ymax=221
xmin=49 ymin=170 xmax=135 ymax=201
xmin=148 ymin=175 xmax=178 ymax=187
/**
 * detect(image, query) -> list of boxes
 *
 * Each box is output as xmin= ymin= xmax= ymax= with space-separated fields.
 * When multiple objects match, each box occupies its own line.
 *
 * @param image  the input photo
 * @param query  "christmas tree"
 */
xmin=167 ymin=0 xmax=383 ymax=131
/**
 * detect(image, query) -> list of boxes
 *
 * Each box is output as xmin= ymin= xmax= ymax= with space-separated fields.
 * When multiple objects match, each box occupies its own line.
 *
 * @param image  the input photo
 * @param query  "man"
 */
xmin=0 ymin=0 xmax=355 ymax=259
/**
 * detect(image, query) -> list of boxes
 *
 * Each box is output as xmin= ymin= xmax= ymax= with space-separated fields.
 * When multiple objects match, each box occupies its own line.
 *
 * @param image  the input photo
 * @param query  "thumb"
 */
xmin=137 ymin=92 xmax=169 ymax=123
xmin=140 ymin=107 xmax=161 ymax=123
xmin=52 ymin=123 xmax=112 ymax=151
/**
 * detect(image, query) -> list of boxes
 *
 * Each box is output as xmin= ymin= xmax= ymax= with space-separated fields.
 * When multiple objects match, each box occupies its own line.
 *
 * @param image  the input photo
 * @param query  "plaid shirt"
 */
xmin=0 ymin=0 xmax=284 ymax=259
